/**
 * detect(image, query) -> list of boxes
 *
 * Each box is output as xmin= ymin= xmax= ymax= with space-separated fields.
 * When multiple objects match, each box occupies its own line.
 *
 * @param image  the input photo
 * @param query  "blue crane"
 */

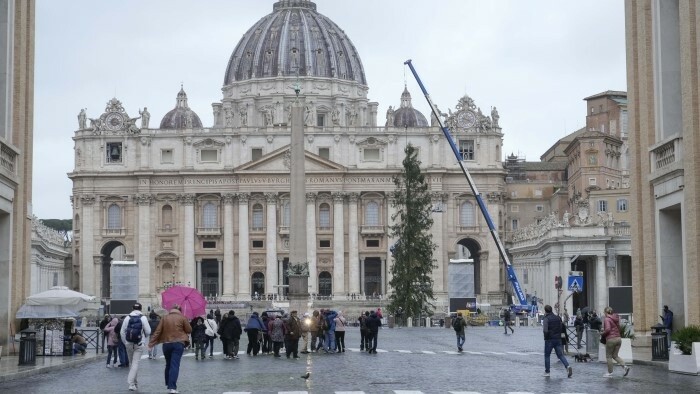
xmin=404 ymin=60 xmax=529 ymax=310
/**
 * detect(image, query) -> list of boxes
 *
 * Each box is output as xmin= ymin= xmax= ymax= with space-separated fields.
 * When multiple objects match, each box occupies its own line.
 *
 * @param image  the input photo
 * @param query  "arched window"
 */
xmin=252 ymin=203 xmax=264 ymax=230
xmin=162 ymin=205 xmax=173 ymax=230
xmin=251 ymin=272 xmax=265 ymax=296
xmin=318 ymin=271 xmax=332 ymax=296
xmin=203 ymin=202 xmax=217 ymax=228
xmin=281 ymin=201 xmax=290 ymax=227
xmin=107 ymin=204 xmax=121 ymax=229
xmin=365 ymin=201 xmax=379 ymax=226
xmin=460 ymin=201 xmax=475 ymax=227
xmin=319 ymin=203 xmax=331 ymax=229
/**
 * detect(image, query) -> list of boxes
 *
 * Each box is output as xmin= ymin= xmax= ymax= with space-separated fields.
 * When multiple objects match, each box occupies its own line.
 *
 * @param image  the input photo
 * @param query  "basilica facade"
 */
xmin=69 ymin=0 xmax=509 ymax=309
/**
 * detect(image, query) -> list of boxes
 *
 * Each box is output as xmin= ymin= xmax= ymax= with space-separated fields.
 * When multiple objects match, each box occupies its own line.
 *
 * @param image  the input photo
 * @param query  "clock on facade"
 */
xmin=457 ymin=110 xmax=476 ymax=129
xmin=104 ymin=112 xmax=125 ymax=131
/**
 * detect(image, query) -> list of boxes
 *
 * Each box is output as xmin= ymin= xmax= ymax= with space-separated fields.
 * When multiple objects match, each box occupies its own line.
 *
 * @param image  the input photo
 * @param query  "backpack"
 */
xmin=453 ymin=317 xmax=462 ymax=332
xmin=125 ymin=315 xmax=143 ymax=344
xmin=359 ymin=316 xmax=368 ymax=331
xmin=321 ymin=317 xmax=330 ymax=332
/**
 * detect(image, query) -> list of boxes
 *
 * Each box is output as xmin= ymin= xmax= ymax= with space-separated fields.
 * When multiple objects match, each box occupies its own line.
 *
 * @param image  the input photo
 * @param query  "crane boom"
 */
xmin=404 ymin=59 xmax=527 ymax=307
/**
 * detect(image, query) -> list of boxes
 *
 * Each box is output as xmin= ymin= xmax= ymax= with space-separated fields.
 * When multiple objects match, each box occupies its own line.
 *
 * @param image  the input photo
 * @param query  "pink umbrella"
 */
xmin=161 ymin=286 xmax=207 ymax=319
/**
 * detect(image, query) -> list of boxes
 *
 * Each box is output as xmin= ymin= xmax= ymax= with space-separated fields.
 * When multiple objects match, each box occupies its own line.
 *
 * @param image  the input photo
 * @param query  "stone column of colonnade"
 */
xmin=595 ymin=254 xmax=607 ymax=315
xmin=265 ymin=193 xmax=278 ymax=296
xmin=181 ymin=194 xmax=196 ymax=287
xmin=136 ymin=194 xmax=153 ymax=297
xmin=80 ymin=196 xmax=96 ymax=296
xmin=348 ymin=193 xmax=360 ymax=294
xmin=222 ymin=194 xmax=235 ymax=297
xmin=385 ymin=195 xmax=398 ymax=295
xmin=430 ymin=193 xmax=446 ymax=294
xmin=237 ymin=193 xmax=250 ymax=299
xmin=306 ymin=192 xmax=318 ymax=293
xmin=332 ymin=192 xmax=345 ymax=296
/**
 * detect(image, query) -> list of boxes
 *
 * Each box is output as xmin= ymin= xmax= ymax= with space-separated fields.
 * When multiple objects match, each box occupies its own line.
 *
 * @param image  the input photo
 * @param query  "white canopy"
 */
xmin=16 ymin=286 xmax=98 ymax=319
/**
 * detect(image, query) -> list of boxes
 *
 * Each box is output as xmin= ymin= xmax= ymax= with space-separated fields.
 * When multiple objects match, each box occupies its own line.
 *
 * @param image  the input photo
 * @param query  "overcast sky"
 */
xmin=32 ymin=0 xmax=626 ymax=220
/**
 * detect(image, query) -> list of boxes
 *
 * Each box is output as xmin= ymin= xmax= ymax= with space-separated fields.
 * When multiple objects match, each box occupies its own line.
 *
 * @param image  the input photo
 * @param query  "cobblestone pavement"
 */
xmin=2 ymin=326 xmax=699 ymax=393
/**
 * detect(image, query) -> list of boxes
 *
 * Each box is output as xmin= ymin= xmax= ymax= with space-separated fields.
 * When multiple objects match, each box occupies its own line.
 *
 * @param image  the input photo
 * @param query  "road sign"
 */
xmin=568 ymin=275 xmax=584 ymax=292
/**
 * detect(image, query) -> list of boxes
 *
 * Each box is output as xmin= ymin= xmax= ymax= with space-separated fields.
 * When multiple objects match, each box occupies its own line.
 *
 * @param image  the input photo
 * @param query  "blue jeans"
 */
xmin=544 ymin=338 xmax=569 ymax=372
xmin=325 ymin=330 xmax=336 ymax=351
xmin=118 ymin=341 xmax=128 ymax=366
xmin=162 ymin=342 xmax=184 ymax=390
xmin=456 ymin=333 xmax=465 ymax=349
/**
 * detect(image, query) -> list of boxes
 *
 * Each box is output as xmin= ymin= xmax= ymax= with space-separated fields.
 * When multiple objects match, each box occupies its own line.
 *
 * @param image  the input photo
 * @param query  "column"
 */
xmin=80 ymin=195 xmax=96 ymax=296
xmin=181 ymin=194 xmax=196 ymax=287
xmin=223 ymin=194 xmax=235 ymax=297
xmin=430 ymin=192 xmax=446 ymax=293
xmin=136 ymin=194 xmax=153 ymax=297
xmin=306 ymin=192 xmax=318 ymax=293
xmin=237 ymin=194 xmax=250 ymax=298
xmin=386 ymin=194 xmax=398 ymax=294
xmin=332 ymin=192 xmax=345 ymax=295
xmin=218 ymin=259 xmax=223 ymax=298
xmin=265 ymin=193 xmax=278 ymax=294
xmin=348 ymin=192 xmax=360 ymax=294
xmin=596 ymin=255 xmax=607 ymax=314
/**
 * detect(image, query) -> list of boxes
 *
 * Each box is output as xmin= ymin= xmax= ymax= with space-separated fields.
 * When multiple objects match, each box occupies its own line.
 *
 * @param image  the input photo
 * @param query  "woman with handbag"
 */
xmin=601 ymin=306 xmax=630 ymax=378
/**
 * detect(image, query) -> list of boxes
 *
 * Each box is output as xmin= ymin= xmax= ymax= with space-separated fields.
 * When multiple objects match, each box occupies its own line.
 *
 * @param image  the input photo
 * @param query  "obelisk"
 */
xmin=287 ymin=100 xmax=309 ymax=314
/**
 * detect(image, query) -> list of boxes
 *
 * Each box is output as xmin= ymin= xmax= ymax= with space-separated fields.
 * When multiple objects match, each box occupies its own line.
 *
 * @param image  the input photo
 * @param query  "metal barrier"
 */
xmin=77 ymin=328 xmax=101 ymax=355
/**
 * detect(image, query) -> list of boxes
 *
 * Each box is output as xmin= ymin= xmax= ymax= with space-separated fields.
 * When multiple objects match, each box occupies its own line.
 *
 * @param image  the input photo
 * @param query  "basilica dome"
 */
xmin=160 ymin=86 xmax=203 ymax=129
xmin=391 ymin=87 xmax=428 ymax=127
xmin=223 ymin=0 xmax=367 ymax=86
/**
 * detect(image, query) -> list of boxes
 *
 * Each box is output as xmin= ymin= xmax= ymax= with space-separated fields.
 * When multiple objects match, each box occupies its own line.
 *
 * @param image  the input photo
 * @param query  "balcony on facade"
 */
xmin=250 ymin=226 xmax=266 ymax=234
xmin=360 ymin=225 xmax=385 ymax=236
xmin=457 ymin=225 xmax=479 ymax=233
xmin=157 ymin=225 xmax=177 ymax=235
xmin=0 ymin=139 xmax=18 ymax=182
xmin=650 ymin=135 xmax=683 ymax=177
xmin=196 ymin=227 xmax=221 ymax=237
xmin=102 ymin=228 xmax=127 ymax=237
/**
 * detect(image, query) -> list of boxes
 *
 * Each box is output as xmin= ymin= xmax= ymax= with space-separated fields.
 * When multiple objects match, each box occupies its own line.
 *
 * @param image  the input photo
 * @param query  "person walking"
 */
xmin=260 ymin=312 xmax=271 ymax=354
xmin=574 ymin=314 xmax=584 ymax=349
xmin=148 ymin=304 xmax=192 ymax=394
xmin=268 ymin=314 xmax=286 ymax=358
xmin=147 ymin=311 xmax=161 ymax=359
xmin=203 ymin=313 xmax=218 ymax=358
xmin=661 ymin=305 xmax=674 ymax=350
xmin=115 ymin=316 xmax=129 ymax=368
xmin=284 ymin=310 xmax=302 ymax=358
xmin=103 ymin=317 xmax=119 ymax=367
xmin=365 ymin=311 xmax=381 ymax=354
xmin=453 ymin=312 xmax=467 ymax=352
xmin=601 ymin=306 xmax=630 ymax=378
xmin=244 ymin=311 xmax=266 ymax=356
xmin=503 ymin=308 xmax=515 ymax=334
xmin=541 ymin=304 xmax=573 ymax=378
xmin=119 ymin=302 xmax=151 ymax=391
xmin=225 ymin=311 xmax=242 ymax=359
xmin=334 ymin=311 xmax=347 ymax=352
xmin=191 ymin=317 xmax=207 ymax=360
xmin=217 ymin=313 xmax=231 ymax=358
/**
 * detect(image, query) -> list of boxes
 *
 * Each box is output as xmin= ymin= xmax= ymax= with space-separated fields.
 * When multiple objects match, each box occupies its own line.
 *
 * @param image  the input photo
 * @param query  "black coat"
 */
xmin=365 ymin=314 xmax=381 ymax=333
xmin=218 ymin=316 xmax=242 ymax=340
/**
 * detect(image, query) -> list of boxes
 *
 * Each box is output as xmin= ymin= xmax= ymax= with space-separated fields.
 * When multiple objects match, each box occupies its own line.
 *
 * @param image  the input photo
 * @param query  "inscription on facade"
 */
xmin=143 ymin=175 xmax=408 ymax=186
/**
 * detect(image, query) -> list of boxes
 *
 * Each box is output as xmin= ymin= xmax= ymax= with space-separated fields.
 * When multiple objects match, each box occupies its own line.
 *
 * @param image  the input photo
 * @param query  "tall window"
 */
xmin=203 ymin=202 xmax=217 ymax=228
xmin=281 ymin=201 xmax=290 ymax=226
xmin=617 ymin=199 xmax=628 ymax=212
xmin=597 ymin=200 xmax=608 ymax=212
xmin=460 ymin=201 xmax=475 ymax=227
xmin=319 ymin=203 xmax=331 ymax=229
xmin=364 ymin=201 xmax=379 ymax=226
xmin=511 ymin=219 xmax=519 ymax=230
xmin=162 ymin=205 xmax=173 ymax=230
xmin=252 ymin=203 xmax=264 ymax=229
xmin=459 ymin=140 xmax=474 ymax=161
xmin=319 ymin=271 xmax=332 ymax=296
xmin=107 ymin=204 xmax=121 ymax=229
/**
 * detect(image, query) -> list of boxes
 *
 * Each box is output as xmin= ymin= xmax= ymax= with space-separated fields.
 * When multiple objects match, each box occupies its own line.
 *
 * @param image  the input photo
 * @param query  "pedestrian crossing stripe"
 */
xmin=146 ymin=349 xmax=547 ymax=360
xmin=222 ymin=391 xmax=579 ymax=394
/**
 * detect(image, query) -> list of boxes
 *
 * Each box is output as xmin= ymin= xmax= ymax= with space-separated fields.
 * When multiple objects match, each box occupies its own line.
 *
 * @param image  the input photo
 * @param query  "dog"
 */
xmin=574 ymin=353 xmax=592 ymax=362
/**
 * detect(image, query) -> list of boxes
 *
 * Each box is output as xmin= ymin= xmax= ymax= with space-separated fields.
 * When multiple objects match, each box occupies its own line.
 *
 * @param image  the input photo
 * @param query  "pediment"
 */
xmin=193 ymin=138 xmax=225 ymax=148
xmin=234 ymin=145 xmax=347 ymax=172
xmin=356 ymin=136 xmax=387 ymax=147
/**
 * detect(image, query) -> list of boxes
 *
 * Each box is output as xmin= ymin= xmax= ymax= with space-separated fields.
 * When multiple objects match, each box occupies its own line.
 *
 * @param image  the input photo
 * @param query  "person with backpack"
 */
xmin=358 ymin=311 xmax=370 ymax=351
xmin=119 ymin=302 xmax=151 ymax=391
xmin=147 ymin=311 xmax=160 ymax=359
xmin=503 ymin=307 xmax=514 ymax=335
xmin=149 ymin=304 xmax=192 ymax=394
xmin=453 ymin=312 xmax=467 ymax=352
xmin=103 ymin=316 xmax=119 ymax=367
xmin=244 ymin=311 xmax=266 ymax=356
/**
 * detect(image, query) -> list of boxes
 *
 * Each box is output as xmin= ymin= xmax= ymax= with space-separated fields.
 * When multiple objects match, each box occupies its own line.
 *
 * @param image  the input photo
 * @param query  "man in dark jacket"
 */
xmin=284 ymin=310 xmax=302 ymax=358
xmin=542 ymin=305 xmax=572 ymax=378
xmin=365 ymin=311 xmax=382 ymax=354
xmin=574 ymin=314 xmax=584 ymax=349
xmin=218 ymin=311 xmax=242 ymax=359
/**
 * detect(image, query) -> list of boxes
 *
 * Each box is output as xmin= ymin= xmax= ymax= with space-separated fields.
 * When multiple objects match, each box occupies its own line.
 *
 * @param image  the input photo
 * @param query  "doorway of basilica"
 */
xmin=363 ymin=257 xmax=382 ymax=297
xmin=200 ymin=259 xmax=219 ymax=298
xmin=100 ymin=241 xmax=127 ymax=299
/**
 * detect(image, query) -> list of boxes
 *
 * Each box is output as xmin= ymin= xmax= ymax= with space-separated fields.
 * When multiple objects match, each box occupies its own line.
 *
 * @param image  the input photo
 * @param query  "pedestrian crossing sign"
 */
xmin=568 ymin=276 xmax=584 ymax=292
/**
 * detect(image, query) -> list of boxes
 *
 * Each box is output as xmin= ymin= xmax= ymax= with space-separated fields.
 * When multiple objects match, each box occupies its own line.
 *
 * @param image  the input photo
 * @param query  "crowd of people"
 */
xmin=97 ymin=305 xmax=385 ymax=393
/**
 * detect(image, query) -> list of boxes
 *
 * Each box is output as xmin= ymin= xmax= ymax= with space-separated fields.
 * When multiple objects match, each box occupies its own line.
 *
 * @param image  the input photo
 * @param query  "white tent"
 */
xmin=16 ymin=286 xmax=99 ymax=318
